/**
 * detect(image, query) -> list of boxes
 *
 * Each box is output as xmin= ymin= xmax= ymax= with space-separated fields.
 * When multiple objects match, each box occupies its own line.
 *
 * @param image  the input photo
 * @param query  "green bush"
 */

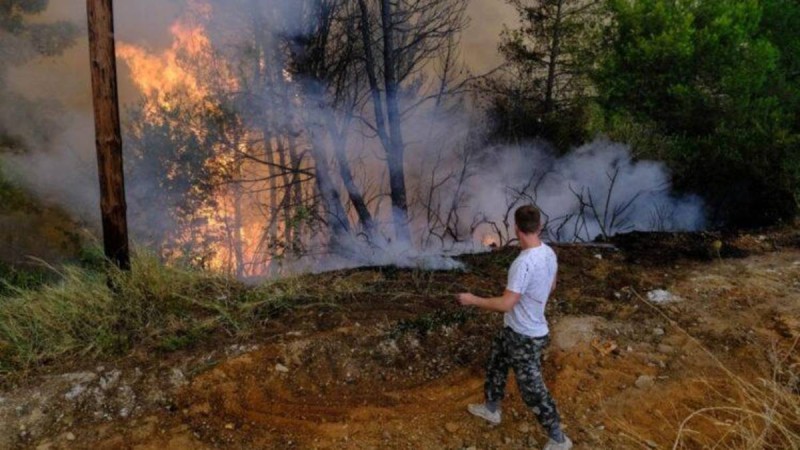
xmin=594 ymin=0 xmax=800 ymax=226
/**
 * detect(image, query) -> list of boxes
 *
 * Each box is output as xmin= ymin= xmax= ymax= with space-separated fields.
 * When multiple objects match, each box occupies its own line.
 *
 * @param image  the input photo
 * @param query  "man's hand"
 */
xmin=457 ymin=292 xmax=478 ymax=306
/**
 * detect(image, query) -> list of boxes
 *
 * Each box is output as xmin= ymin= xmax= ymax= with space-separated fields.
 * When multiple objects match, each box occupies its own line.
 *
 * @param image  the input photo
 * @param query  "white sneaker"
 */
xmin=543 ymin=435 xmax=573 ymax=450
xmin=467 ymin=403 xmax=501 ymax=425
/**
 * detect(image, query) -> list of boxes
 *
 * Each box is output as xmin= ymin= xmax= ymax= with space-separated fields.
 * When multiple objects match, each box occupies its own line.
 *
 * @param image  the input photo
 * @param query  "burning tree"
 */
xmin=118 ymin=0 xmax=474 ymax=275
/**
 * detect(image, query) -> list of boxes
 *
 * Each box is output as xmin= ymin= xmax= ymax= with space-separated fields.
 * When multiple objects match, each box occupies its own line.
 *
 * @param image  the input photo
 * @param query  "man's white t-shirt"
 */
xmin=504 ymin=243 xmax=558 ymax=338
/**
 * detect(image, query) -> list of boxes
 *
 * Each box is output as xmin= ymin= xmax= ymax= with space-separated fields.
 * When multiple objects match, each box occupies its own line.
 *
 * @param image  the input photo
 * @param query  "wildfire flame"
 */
xmin=117 ymin=23 xmax=207 ymax=105
xmin=118 ymin=0 xmax=275 ymax=276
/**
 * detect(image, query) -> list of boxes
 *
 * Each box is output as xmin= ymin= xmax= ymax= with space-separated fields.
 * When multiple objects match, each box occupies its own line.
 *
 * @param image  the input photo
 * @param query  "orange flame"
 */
xmin=118 ymin=0 xmax=270 ymax=276
xmin=117 ymin=23 xmax=207 ymax=105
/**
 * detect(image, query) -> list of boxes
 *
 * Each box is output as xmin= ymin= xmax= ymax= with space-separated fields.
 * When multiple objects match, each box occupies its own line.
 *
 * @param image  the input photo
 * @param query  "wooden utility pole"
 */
xmin=87 ymin=0 xmax=131 ymax=270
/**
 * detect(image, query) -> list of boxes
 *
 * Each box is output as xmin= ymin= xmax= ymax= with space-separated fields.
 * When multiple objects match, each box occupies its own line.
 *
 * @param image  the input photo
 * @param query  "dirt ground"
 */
xmin=4 ymin=231 xmax=800 ymax=449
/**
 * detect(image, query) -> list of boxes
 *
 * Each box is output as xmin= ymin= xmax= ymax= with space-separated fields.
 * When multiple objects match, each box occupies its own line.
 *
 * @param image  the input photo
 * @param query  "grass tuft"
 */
xmin=672 ymin=344 xmax=800 ymax=449
xmin=0 ymin=248 xmax=305 ymax=377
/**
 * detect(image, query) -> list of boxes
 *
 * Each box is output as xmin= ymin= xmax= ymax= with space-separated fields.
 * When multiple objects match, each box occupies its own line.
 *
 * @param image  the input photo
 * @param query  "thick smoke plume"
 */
xmin=463 ymin=140 xmax=705 ymax=244
xmin=0 ymin=0 xmax=704 ymax=276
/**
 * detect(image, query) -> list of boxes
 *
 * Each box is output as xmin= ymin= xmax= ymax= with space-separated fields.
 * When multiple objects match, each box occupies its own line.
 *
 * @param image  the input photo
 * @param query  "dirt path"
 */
xmin=8 ymin=241 xmax=800 ymax=449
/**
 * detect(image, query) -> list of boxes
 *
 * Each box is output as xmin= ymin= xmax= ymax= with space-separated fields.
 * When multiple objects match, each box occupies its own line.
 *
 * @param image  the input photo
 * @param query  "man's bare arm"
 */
xmin=457 ymin=289 xmax=522 ymax=313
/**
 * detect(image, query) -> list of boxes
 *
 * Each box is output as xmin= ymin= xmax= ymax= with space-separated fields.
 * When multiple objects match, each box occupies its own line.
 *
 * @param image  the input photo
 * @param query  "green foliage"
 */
xmin=0 ymin=262 xmax=50 ymax=297
xmin=488 ymin=0 xmax=604 ymax=149
xmin=493 ymin=0 xmax=800 ymax=226
xmin=593 ymin=0 xmax=800 ymax=226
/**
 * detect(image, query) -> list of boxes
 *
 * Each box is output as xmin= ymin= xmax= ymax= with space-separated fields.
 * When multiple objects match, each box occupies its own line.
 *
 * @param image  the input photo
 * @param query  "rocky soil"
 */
xmin=2 ymin=231 xmax=799 ymax=449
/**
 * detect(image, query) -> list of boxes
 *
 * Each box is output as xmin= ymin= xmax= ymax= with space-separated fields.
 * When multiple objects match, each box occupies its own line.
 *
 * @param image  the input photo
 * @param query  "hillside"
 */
xmin=0 ymin=169 xmax=83 ymax=267
xmin=1 ymin=230 xmax=799 ymax=449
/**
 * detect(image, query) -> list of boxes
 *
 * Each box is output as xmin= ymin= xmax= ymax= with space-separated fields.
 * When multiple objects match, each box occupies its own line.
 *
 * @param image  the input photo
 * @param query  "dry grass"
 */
xmin=627 ymin=289 xmax=800 ymax=449
xmin=0 ymin=249 xmax=318 ymax=377
xmin=670 ymin=341 xmax=799 ymax=449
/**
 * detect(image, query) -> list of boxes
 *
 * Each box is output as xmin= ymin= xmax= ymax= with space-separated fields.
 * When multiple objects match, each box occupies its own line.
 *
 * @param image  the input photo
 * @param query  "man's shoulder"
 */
xmin=525 ymin=243 xmax=557 ymax=260
xmin=543 ymin=243 xmax=557 ymax=260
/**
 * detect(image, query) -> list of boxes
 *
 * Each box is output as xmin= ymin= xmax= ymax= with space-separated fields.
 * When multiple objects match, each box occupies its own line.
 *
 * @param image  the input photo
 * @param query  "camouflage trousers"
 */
xmin=484 ymin=327 xmax=562 ymax=436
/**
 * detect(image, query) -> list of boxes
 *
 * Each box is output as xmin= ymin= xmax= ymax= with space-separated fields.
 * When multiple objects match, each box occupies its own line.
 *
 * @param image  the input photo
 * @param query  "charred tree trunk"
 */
xmin=357 ymin=0 xmax=392 ymax=151
xmin=544 ymin=0 xmax=564 ymax=114
xmin=309 ymin=133 xmax=351 ymax=237
xmin=287 ymin=134 xmax=305 ymax=250
xmin=326 ymin=116 xmax=375 ymax=235
xmin=86 ymin=0 xmax=130 ymax=270
xmin=230 ymin=148 xmax=246 ymax=277
xmin=265 ymin=133 xmax=280 ymax=248
xmin=379 ymin=0 xmax=411 ymax=244
xmin=277 ymin=137 xmax=294 ymax=246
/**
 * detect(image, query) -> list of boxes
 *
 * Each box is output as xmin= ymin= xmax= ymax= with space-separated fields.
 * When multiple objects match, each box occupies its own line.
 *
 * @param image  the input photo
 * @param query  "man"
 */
xmin=457 ymin=205 xmax=572 ymax=450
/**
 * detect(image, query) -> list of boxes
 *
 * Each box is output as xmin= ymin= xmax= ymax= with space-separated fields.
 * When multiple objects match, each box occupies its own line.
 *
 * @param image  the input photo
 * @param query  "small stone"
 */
xmin=647 ymin=289 xmax=681 ymax=304
xmin=99 ymin=370 xmax=121 ymax=391
xmin=224 ymin=423 xmax=235 ymax=430
xmin=653 ymin=327 xmax=665 ymax=336
xmin=593 ymin=253 xmax=603 ymax=260
xmin=504 ymin=437 xmax=512 ymax=444
xmin=657 ymin=344 xmax=674 ymax=354
xmin=518 ymin=423 xmax=530 ymax=433
xmin=65 ymin=384 xmax=87 ymax=401
xmin=169 ymin=368 xmax=188 ymax=387
xmin=445 ymin=422 xmax=459 ymax=433
xmin=645 ymin=439 xmax=658 ymax=448
xmin=61 ymin=372 xmax=97 ymax=384
xmin=65 ymin=432 xmax=76 ymax=441
xmin=275 ymin=363 xmax=289 ymax=373
xmin=635 ymin=375 xmax=655 ymax=389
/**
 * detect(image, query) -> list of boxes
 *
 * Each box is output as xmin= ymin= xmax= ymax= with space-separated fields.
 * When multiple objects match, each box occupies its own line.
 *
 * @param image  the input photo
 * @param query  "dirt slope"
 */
xmin=6 ymin=232 xmax=800 ymax=449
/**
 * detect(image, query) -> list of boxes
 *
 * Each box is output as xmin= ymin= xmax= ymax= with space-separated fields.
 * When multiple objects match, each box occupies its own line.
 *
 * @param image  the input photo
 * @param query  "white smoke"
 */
xmin=463 ymin=140 xmax=705 ymax=244
xmin=0 ymin=0 xmax=706 ymax=275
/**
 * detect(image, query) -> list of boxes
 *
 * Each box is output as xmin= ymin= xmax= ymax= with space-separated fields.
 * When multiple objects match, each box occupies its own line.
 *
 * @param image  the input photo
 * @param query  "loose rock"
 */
xmin=647 ymin=289 xmax=681 ymax=304
xmin=657 ymin=344 xmax=674 ymax=354
xmin=635 ymin=375 xmax=655 ymax=389
xmin=169 ymin=369 xmax=188 ymax=387
xmin=653 ymin=327 xmax=665 ymax=336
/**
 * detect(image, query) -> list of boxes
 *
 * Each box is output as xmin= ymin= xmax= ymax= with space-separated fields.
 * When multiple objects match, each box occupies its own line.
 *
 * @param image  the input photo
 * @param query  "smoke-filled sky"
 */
xmin=12 ymin=0 xmax=513 ymax=113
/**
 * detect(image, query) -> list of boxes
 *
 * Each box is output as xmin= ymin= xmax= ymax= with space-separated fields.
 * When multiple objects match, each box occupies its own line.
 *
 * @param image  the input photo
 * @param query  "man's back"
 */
xmin=504 ymin=243 xmax=558 ymax=338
